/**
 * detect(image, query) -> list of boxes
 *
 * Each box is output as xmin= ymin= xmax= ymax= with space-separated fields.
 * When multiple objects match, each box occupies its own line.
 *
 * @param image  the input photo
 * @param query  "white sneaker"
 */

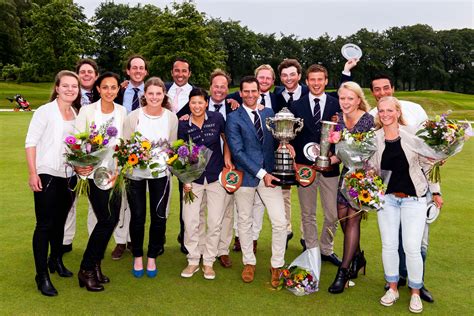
xmin=380 ymin=288 xmax=399 ymax=307
xmin=409 ymin=294 xmax=423 ymax=313
xmin=181 ymin=265 xmax=200 ymax=278
xmin=203 ymin=265 xmax=216 ymax=280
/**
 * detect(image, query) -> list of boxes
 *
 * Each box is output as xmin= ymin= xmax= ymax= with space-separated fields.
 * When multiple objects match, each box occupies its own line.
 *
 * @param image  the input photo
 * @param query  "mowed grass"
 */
xmin=0 ymin=89 xmax=473 ymax=314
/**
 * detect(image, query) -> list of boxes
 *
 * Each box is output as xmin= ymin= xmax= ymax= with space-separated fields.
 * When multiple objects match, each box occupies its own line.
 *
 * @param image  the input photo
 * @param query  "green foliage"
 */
xmin=0 ymin=0 xmax=22 ymax=65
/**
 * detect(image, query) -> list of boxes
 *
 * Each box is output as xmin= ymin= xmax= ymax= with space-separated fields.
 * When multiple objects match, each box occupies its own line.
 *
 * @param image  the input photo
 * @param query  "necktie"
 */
xmin=85 ymin=92 xmax=93 ymax=104
xmin=260 ymin=93 xmax=266 ymax=106
xmin=132 ymin=88 xmax=140 ymax=111
xmin=287 ymin=92 xmax=294 ymax=106
xmin=172 ymin=87 xmax=182 ymax=113
xmin=214 ymin=103 xmax=223 ymax=112
xmin=252 ymin=110 xmax=264 ymax=143
xmin=313 ymin=98 xmax=321 ymax=125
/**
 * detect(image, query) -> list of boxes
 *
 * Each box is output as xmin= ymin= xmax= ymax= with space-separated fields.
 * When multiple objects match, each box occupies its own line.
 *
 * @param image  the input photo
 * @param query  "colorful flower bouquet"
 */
xmin=278 ymin=266 xmax=318 ymax=296
xmin=166 ymin=139 xmax=212 ymax=204
xmin=335 ymin=129 xmax=377 ymax=169
xmin=113 ymin=132 xmax=169 ymax=192
xmin=65 ymin=119 xmax=117 ymax=195
xmin=416 ymin=111 xmax=472 ymax=182
xmin=341 ymin=167 xmax=389 ymax=212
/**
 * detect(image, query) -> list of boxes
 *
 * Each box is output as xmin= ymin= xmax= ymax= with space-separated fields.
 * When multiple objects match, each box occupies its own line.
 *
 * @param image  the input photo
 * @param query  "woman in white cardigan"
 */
xmin=123 ymin=77 xmax=178 ymax=278
xmin=372 ymin=96 xmax=443 ymax=313
xmin=74 ymin=72 xmax=127 ymax=292
xmin=25 ymin=70 xmax=81 ymax=296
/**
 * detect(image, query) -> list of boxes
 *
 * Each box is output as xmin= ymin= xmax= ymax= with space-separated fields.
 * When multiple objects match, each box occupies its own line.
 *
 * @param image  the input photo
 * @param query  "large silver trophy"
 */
xmin=313 ymin=120 xmax=338 ymax=171
xmin=266 ymin=107 xmax=304 ymax=185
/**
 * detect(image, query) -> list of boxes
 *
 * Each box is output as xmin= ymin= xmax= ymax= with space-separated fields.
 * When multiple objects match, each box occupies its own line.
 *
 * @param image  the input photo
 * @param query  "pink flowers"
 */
xmin=65 ymin=136 xmax=77 ymax=145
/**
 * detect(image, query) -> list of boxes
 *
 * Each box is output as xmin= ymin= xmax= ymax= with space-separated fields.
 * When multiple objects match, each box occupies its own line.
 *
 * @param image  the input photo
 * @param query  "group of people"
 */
xmin=26 ymin=55 xmax=444 ymax=313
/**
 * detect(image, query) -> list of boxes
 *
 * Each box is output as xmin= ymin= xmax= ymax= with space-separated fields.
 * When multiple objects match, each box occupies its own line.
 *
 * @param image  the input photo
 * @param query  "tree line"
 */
xmin=1 ymin=0 xmax=473 ymax=93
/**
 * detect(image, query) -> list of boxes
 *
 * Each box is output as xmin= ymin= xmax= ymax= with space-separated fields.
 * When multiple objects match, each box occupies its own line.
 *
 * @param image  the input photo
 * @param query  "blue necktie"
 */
xmin=132 ymin=88 xmax=140 ymax=111
xmin=252 ymin=110 xmax=264 ymax=143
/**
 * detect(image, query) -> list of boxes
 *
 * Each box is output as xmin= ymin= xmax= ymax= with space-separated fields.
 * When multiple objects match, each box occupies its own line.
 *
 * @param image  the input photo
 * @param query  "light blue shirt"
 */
xmin=123 ymin=83 xmax=144 ymax=113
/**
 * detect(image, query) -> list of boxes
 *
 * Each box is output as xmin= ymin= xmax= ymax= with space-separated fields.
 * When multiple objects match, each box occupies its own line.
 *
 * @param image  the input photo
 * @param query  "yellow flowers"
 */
xmin=92 ymin=134 xmax=103 ymax=145
xmin=167 ymin=154 xmax=178 ymax=165
xmin=355 ymin=172 xmax=364 ymax=180
xmin=141 ymin=140 xmax=151 ymax=151
xmin=128 ymin=154 xmax=138 ymax=166
xmin=359 ymin=190 xmax=372 ymax=203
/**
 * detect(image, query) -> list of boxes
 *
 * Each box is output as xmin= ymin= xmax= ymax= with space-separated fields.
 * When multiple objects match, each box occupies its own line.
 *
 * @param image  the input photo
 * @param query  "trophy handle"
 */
xmin=294 ymin=118 xmax=304 ymax=133
xmin=265 ymin=117 xmax=276 ymax=137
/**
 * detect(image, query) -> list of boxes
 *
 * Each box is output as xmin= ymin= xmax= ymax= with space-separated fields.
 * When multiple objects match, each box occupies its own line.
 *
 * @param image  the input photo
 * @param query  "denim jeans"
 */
xmin=377 ymin=194 xmax=426 ymax=289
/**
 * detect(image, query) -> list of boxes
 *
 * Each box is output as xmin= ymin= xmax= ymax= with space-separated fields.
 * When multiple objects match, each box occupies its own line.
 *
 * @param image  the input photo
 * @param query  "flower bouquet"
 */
xmin=278 ymin=248 xmax=321 ymax=296
xmin=113 ymin=132 xmax=169 ymax=192
xmin=416 ymin=111 xmax=472 ymax=182
xmin=335 ymin=129 xmax=377 ymax=169
xmin=166 ymin=139 xmax=212 ymax=204
xmin=65 ymin=118 xmax=117 ymax=195
xmin=341 ymin=167 xmax=389 ymax=212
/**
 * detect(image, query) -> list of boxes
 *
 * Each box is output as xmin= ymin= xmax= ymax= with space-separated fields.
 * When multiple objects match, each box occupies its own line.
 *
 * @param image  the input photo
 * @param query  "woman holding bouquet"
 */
xmin=75 ymin=72 xmax=126 ymax=291
xmin=328 ymin=82 xmax=374 ymax=294
xmin=123 ymin=77 xmax=178 ymax=278
xmin=26 ymin=70 xmax=81 ymax=296
xmin=178 ymin=88 xmax=233 ymax=280
xmin=372 ymin=96 xmax=443 ymax=313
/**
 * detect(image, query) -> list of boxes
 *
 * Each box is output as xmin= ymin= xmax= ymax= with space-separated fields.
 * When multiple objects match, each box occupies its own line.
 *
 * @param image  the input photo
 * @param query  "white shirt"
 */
xmin=282 ymin=85 xmax=303 ymax=102
xmin=308 ymin=92 xmax=328 ymax=118
xmin=167 ymin=83 xmax=193 ymax=112
xmin=209 ymin=98 xmax=227 ymax=119
xmin=257 ymin=92 xmax=273 ymax=109
xmin=25 ymin=100 xmax=76 ymax=178
xmin=370 ymin=99 xmax=428 ymax=128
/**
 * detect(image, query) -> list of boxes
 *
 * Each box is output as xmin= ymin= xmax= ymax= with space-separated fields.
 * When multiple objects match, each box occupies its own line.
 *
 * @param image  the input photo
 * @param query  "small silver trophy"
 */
xmin=313 ymin=120 xmax=338 ymax=171
xmin=266 ymin=107 xmax=304 ymax=185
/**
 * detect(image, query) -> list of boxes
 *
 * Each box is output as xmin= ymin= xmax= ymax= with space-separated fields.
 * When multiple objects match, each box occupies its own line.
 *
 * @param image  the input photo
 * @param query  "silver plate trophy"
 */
xmin=93 ymin=166 xmax=114 ymax=190
xmin=303 ymin=142 xmax=320 ymax=162
xmin=341 ymin=43 xmax=363 ymax=60
xmin=266 ymin=107 xmax=304 ymax=185
xmin=313 ymin=120 xmax=338 ymax=171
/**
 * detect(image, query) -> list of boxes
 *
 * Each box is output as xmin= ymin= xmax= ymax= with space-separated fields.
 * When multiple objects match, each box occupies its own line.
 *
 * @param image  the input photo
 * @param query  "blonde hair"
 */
xmin=254 ymin=64 xmax=275 ymax=79
xmin=375 ymin=96 xmax=407 ymax=128
xmin=337 ymin=81 xmax=371 ymax=112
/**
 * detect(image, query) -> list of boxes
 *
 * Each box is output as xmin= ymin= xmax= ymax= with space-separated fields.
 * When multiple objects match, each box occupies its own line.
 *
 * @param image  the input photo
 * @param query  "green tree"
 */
xmin=0 ymin=0 xmax=22 ymax=65
xmin=22 ymin=0 xmax=94 ymax=80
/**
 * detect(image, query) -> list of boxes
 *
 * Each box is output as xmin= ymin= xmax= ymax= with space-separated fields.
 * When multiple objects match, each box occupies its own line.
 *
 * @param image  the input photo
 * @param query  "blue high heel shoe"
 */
xmin=146 ymin=267 xmax=158 ymax=278
xmin=132 ymin=260 xmax=144 ymax=278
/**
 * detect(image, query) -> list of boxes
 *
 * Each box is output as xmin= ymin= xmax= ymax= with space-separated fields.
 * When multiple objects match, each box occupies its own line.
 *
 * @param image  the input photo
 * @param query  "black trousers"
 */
xmin=33 ymin=174 xmax=76 ymax=274
xmin=80 ymin=180 xmax=121 ymax=270
xmin=127 ymin=176 xmax=170 ymax=258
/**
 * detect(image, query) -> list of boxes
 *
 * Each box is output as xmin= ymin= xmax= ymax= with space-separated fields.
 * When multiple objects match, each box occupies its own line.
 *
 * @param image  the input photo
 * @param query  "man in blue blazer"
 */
xmin=289 ymin=64 xmax=342 ymax=267
xmin=226 ymin=76 xmax=287 ymax=287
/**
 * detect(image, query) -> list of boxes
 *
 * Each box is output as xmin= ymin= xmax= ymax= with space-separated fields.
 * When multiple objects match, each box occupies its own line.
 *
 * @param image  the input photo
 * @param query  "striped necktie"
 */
xmin=132 ymin=88 xmax=140 ymax=111
xmin=252 ymin=110 xmax=264 ymax=143
xmin=260 ymin=94 xmax=266 ymax=106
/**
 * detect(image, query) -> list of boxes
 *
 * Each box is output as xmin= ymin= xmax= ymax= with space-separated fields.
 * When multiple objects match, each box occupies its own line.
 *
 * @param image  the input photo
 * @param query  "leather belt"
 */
xmin=392 ymin=192 xmax=411 ymax=198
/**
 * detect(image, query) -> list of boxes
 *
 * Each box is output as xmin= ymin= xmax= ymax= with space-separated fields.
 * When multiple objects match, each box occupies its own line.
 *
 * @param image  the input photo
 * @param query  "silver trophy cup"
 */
xmin=313 ymin=120 xmax=338 ymax=171
xmin=266 ymin=107 xmax=304 ymax=185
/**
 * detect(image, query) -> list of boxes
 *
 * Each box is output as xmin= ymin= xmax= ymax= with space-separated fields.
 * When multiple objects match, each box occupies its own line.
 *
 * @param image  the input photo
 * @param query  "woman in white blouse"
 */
xmin=25 ymin=70 xmax=81 ymax=296
xmin=74 ymin=72 xmax=127 ymax=291
xmin=123 ymin=77 xmax=178 ymax=278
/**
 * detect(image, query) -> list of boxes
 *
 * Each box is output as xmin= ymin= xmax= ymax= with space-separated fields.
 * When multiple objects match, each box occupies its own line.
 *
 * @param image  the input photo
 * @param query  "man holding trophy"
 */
xmin=289 ymin=64 xmax=342 ymax=266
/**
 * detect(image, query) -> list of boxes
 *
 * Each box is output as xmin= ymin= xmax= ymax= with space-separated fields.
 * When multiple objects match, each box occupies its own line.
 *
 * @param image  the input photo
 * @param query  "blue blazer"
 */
xmin=226 ymin=106 xmax=276 ymax=187
xmin=289 ymin=93 xmax=341 ymax=177
xmin=227 ymin=91 xmax=279 ymax=114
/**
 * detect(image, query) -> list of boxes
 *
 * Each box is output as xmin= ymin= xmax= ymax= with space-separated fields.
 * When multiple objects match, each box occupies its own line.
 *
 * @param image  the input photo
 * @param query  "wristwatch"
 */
xmin=432 ymin=192 xmax=441 ymax=196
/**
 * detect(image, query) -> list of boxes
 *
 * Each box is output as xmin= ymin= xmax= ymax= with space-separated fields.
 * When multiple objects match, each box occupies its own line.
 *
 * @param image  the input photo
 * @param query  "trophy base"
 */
xmin=271 ymin=174 xmax=298 ymax=186
xmin=312 ymin=164 xmax=333 ymax=172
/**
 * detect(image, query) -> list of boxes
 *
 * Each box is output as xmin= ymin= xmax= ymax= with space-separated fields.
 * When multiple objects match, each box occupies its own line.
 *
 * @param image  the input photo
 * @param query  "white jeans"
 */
xmin=377 ymin=194 xmax=426 ymax=289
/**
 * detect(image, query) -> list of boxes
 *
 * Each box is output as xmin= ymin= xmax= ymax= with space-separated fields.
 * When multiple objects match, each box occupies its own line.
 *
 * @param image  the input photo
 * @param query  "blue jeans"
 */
xmin=377 ymin=194 xmax=426 ymax=289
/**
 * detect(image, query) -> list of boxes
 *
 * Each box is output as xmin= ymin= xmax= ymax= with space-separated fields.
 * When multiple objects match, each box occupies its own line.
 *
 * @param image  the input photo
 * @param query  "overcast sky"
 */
xmin=76 ymin=0 xmax=473 ymax=39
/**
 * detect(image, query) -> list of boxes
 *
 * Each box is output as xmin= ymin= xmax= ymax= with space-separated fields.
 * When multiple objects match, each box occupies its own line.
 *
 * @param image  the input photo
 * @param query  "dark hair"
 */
xmin=140 ymin=77 xmax=170 ymax=110
xmin=189 ymin=87 xmax=208 ymax=100
xmin=75 ymin=58 xmax=99 ymax=76
xmin=306 ymin=64 xmax=328 ymax=79
xmin=126 ymin=54 xmax=148 ymax=71
xmin=239 ymin=76 xmax=260 ymax=91
xmin=277 ymin=59 xmax=302 ymax=75
xmin=370 ymin=73 xmax=394 ymax=91
xmin=49 ymin=70 xmax=81 ymax=112
xmin=92 ymin=71 xmax=120 ymax=102
xmin=173 ymin=58 xmax=191 ymax=72
xmin=210 ymin=68 xmax=231 ymax=85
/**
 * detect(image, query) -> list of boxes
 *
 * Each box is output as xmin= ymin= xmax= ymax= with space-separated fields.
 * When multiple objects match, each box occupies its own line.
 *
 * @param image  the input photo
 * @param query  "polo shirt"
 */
xmin=178 ymin=111 xmax=225 ymax=184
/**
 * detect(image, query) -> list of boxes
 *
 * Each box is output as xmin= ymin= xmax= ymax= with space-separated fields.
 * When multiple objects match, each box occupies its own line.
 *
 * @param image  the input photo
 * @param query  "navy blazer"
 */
xmin=227 ymin=91 xmax=279 ymax=114
xmin=289 ymin=93 xmax=341 ymax=177
xmin=226 ymin=106 xmax=276 ymax=187
xmin=165 ymin=82 xmax=196 ymax=118
xmin=206 ymin=96 xmax=237 ymax=118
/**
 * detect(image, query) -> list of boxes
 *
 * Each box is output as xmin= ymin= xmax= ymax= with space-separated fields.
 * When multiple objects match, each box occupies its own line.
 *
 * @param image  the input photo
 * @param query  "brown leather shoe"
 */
xmin=78 ymin=269 xmax=104 ymax=291
xmin=218 ymin=255 xmax=232 ymax=268
xmin=270 ymin=267 xmax=282 ymax=288
xmin=111 ymin=244 xmax=126 ymax=260
xmin=253 ymin=240 xmax=257 ymax=254
xmin=241 ymin=264 xmax=256 ymax=283
xmin=93 ymin=262 xmax=110 ymax=283
xmin=232 ymin=237 xmax=241 ymax=252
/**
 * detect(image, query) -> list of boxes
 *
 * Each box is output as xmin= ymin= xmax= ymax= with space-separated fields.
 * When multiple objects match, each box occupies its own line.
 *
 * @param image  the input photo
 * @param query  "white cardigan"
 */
xmin=25 ymin=99 xmax=75 ymax=177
